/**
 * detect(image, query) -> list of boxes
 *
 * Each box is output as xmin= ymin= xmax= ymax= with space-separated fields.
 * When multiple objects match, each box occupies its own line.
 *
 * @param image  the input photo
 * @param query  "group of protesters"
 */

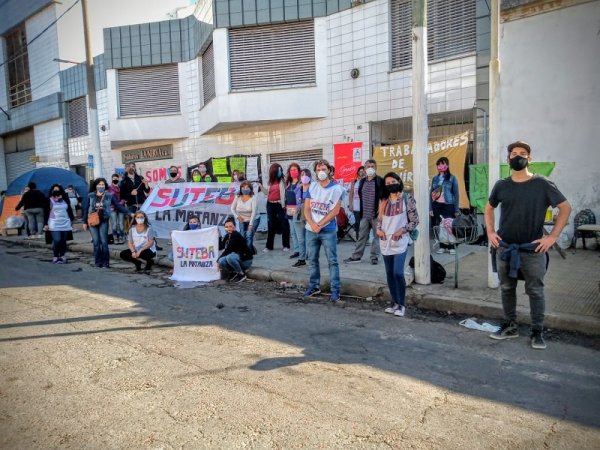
xmin=12 ymin=140 xmax=571 ymax=349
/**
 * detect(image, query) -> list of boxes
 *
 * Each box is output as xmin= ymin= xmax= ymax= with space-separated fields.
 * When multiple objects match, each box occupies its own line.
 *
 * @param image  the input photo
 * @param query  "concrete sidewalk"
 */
xmin=2 ymin=227 xmax=599 ymax=335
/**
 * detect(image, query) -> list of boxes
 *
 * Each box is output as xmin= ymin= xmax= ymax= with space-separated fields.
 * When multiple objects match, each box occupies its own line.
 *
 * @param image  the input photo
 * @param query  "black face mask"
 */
xmin=509 ymin=155 xmax=529 ymax=171
xmin=170 ymin=172 xmax=178 ymax=178
xmin=112 ymin=179 xmax=119 ymax=184
xmin=386 ymin=184 xmax=402 ymax=194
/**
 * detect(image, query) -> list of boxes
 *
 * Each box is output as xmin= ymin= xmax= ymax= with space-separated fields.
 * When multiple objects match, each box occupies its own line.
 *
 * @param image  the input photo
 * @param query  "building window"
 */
xmin=68 ymin=97 xmax=89 ymax=138
xmin=202 ymin=43 xmax=215 ymax=106
xmin=391 ymin=0 xmax=476 ymax=70
xmin=229 ymin=21 xmax=315 ymax=91
xmin=117 ymin=64 xmax=180 ymax=117
xmin=5 ymin=24 xmax=32 ymax=108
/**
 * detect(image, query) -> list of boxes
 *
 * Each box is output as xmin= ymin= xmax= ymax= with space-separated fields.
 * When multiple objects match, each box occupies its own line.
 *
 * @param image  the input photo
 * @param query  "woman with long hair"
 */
xmin=83 ymin=178 xmax=131 ymax=268
xmin=377 ymin=172 xmax=419 ymax=317
xmin=120 ymin=210 xmax=158 ymax=272
xmin=429 ymin=156 xmax=460 ymax=254
xmin=285 ymin=163 xmax=302 ymax=259
xmin=43 ymin=184 xmax=74 ymax=264
xmin=291 ymin=168 xmax=312 ymax=267
xmin=259 ymin=163 xmax=290 ymax=252
xmin=230 ymin=180 xmax=257 ymax=250
xmin=348 ymin=165 xmax=365 ymax=239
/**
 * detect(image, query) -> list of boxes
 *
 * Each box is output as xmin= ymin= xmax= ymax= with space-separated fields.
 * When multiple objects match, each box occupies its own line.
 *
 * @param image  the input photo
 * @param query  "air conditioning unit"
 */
xmin=351 ymin=0 xmax=364 ymax=6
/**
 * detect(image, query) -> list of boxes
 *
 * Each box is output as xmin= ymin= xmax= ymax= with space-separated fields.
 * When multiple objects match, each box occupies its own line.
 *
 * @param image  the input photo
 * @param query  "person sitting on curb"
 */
xmin=120 ymin=211 xmax=157 ymax=273
xmin=217 ymin=216 xmax=253 ymax=282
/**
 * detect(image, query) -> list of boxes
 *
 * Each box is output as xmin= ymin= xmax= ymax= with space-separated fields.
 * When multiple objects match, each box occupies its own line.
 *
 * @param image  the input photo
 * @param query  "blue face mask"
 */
xmin=277 ymin=169 xmax=283 ymax=178
xmin=189 ymin=223 xmax=198 ymax=230
xmin=96 ymin=186 xmax=105 ymax=193
xmin=241 ymin=188 xmax=251 ymax=195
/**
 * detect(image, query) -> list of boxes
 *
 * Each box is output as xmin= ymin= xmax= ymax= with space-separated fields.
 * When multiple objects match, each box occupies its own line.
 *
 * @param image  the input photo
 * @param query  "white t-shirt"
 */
xmin=128 ymin=226 xmax=158 ymax=253
xmin=230 ymin=195 xmax=257 ymax=223
xmin=304 ymin=181 xmax=344 ymax=232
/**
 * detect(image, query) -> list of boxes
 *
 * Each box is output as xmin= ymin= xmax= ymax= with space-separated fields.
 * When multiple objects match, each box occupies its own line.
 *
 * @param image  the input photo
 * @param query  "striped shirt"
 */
xmin=361 ymin=179 xmax=376 ymax=220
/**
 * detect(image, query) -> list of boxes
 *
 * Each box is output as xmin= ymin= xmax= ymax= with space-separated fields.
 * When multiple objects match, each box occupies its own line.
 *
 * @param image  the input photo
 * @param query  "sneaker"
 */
xmin=289 ymin=252 xmax=300 ymax=259
xmin=263 ymin=248 xmax=271 ymax=253
xmin=330 ymin=290 xmax=340 ymax=302
xmin=530 ymin=330 xmax=547 ymax=350
xmin=490 ymin=321 xmax=519 ymax=340
xmin=394 ymin=305 xmax=406 ymax=317
xmin=134 ymin=263 xmax=142 ymax=272
xmin=282 ymin=247 xmax=290 ymax=252
xmin=228 ymin=272 xmax=239 ymax=282
xmin=449 ymin=249 xmax=456 ymax=255
xmin=385 ymin=304 xmax=399 ymax=314
xmin=292 ymin=260 xmax=306 ymax=267
xmin=344 ymin=257 xmax=361 ymax=264
xmin=303 ymin=287 xmax=321 ymax=298
xmin=60 ymin=256 xmax=67 ymax=264
xmin=52 ymin=257 xmax=59 ymax=264
xmin=436 ymin=248 xmax=446 ymax=254
xmin=371 ymin=257 xmax=378 ymax=265
xmin=56 ymin=258 xmax=65 ymax=264
xmin=236 ymin=273 xmax=247 ymax=283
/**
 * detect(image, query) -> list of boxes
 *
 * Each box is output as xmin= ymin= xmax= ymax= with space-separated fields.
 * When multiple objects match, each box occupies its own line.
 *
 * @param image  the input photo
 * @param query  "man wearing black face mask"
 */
xmin=165 ymin=165 xmax=185 ymax=184
xmin=484 ymin=141 xmax=571 ymax=350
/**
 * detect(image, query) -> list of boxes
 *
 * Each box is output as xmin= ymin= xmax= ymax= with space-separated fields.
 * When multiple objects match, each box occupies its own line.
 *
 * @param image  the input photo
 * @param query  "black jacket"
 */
xmin=15 ymin=189 xmax=47 ymax=211
xmin=119 ymin=173 xmax=150 ymax=207
xmin=358 ymin=175 xmax=384 ymax=219
xmin=219 ymin=231 xmax=253 ymax=261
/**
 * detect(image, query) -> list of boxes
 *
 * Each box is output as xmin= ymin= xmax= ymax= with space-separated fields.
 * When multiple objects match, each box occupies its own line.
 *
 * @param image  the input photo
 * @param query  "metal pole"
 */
xmin=412 ymin=0 xmax=431 ymax=284
xmin=488 ymin=0 xmax=500 ymax=288
xmin=82 ymin=0 xmax=102 ymax=179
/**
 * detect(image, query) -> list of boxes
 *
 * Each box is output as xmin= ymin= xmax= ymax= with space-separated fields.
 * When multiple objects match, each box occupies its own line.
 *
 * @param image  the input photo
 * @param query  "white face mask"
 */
xmin=135 ymin=218 xmax=144 ymax=224
xmin=317 ymin=170 xmax=329 ymax=181
xmin=366 ymin=167 xmax=376 ymax=177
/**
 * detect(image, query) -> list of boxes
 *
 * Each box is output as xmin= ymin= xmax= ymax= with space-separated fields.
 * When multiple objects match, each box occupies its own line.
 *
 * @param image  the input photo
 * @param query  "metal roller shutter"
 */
xmin=118 ymin=64 xmax=180 ymax=117
xmin=202 ymin=43 xmax=216 ymax=105
xmin=229 ymin=21 xmax=316 ymax=91
xmin=68 ymin=97 xmax=89 ymax=138
xmin=391 ymin=0 xmax=476 ymax=70
xmin=268 ymin=149 xmax=323 ymax=174
xmin=6 ymin=150 xmax=36 ymax=185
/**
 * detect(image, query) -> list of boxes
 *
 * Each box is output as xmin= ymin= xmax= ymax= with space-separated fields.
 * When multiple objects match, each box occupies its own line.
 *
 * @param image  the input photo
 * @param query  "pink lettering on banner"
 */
xmin=149 ymin=185 xmax=237 ymax=209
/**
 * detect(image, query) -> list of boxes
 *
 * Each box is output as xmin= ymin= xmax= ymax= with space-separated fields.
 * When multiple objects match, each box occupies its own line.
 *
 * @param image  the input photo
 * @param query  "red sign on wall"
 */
xmin=334 ymin=142 xmax=363 ymax=183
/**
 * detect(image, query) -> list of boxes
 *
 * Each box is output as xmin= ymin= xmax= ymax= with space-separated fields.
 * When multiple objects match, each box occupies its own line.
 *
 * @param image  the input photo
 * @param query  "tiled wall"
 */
xmin=26 ymin=5 xmax=60 ymax=101
xmin=34 ymin=119 xmax=67 ymax=168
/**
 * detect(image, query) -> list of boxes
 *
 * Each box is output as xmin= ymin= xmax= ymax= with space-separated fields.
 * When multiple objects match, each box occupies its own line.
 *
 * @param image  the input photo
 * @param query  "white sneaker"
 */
xmin=263 ymin=248 xmax=271 ymax=253
xmin=282 ymin=247 xmax=290 ymax=252
xmin=394 ymin=306 xmax=406 ymax=317
xmin=385 ymin=305 xmax=399 ymax=314
xmin=449 ymin=249 xmax=456 ymax=255
xmin=436 ymin=248 xmax=445 ymax=254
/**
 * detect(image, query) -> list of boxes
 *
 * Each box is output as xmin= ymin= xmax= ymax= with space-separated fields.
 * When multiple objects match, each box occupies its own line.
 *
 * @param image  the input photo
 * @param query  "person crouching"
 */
xmin=217 ymin=216 xmax=253 ymax=282
xmin=120 ymin=211 xmax=157 ymax=272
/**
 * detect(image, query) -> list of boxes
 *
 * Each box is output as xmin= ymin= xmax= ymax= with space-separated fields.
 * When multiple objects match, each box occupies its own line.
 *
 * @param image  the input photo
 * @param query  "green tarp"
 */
xmin=469 ymin=162 xmax=556 ymax=213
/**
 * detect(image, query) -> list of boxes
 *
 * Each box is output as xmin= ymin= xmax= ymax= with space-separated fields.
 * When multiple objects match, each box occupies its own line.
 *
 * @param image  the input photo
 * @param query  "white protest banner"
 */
xmin=170 ymin=227 xmax=220 ymax=282
xmin=141 ymin=182 xmax=237 ymax=238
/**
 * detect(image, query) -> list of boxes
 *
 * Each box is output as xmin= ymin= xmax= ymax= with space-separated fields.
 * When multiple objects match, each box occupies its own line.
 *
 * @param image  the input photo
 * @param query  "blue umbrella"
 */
xmin=6 ymin=167 xmax=88 ymax=199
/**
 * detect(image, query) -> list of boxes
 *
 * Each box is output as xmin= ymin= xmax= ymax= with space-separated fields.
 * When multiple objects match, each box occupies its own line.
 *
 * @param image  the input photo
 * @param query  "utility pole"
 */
xmin=412 ymin=0 xmax=430 ymax=284
xmin=82 ymin=0 xmax=103 ymax=179
xmin=488 ymin=0 xmax=500 ymax=288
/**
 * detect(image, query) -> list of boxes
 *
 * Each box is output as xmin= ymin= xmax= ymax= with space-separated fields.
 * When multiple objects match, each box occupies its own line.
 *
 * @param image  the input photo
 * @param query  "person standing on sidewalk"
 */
xmin=15 ymin=182 xmax=47 ymax=238
xmin=303 ymin=160 xmax=344 ymax=302
xmin=165 ymin=165 xmax=185 ymax=183
xmin=230 ymin=180 xmax=257 ymax=251
xmin=344 ymin=160 xmax=384 ymax=265
xmin=285 ymin=163 xmax=302 ymax=260
xmin=291 ymin=168 xmax=312 ymax=268
xmin=485 ymin=141 xmax=570 ymax=350
xmin=429 ymin=156 xmax=460 ymax=255
xmin=43 ymin=184 xmax=74 ymax=264
xmin=347 ymin=166 xmax=365 ymax=240
xmin=259 ymin=163 xmax=290 ymax=253
xmin=108 ymin=173 xmax=126 ymax=244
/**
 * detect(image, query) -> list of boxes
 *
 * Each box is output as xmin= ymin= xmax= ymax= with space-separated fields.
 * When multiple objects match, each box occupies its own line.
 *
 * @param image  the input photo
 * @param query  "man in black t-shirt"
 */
xmin=484 ymin=141 xmax=570 ymax=350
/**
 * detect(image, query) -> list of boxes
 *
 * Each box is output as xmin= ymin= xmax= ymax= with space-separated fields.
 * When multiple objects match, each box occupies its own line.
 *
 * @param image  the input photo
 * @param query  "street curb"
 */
xmin=2 ymin=236 xmax=599 ymax=336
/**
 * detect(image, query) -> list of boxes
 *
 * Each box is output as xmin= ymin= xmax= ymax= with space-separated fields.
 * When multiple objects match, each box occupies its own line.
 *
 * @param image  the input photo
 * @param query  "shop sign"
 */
xmin=121 ymin=144 xmax=173 ymax=164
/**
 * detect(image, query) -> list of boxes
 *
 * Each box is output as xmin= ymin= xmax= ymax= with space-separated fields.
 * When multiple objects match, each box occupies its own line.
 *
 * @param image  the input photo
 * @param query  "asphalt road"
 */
xmin=1 ymin=243 xmax=599 ymax=449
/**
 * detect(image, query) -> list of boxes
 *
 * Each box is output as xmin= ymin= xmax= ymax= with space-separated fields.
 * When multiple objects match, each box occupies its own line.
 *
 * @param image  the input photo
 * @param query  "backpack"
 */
xmin=452 ymin=213 xmax=478 ymax=240
xmin=409 ymin=256 xmax=446 ymax=284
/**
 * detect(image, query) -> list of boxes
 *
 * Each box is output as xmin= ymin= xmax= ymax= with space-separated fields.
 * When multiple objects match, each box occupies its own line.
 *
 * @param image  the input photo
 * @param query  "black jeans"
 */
xmin=432 ymin=202 xmax=456 ymax=249
xmin=266 ymin=202 xmax=290 ymax=250
xmin=120 ymin=248 xmax=156 ymax=269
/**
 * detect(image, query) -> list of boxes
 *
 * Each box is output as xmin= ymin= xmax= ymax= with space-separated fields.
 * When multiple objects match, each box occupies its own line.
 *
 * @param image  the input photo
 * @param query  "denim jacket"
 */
xmin=429 ymin=174 xmax=459 ymax=213
xmin=83 ymin=192 xmax=130 ymax=224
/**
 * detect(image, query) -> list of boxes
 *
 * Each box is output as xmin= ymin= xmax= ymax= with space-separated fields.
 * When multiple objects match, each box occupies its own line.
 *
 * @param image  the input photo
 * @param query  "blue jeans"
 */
xmin=89 ymin=220 xmax=110 ymax=266
xmin=383 ymin=251 xmax=408 ymax=307
xmin=217 ymin=253 xmax=252 ymax=274
xmin=292 ymin=220 xmax=307 ymax=260
xmin=110 ymin=210 xmax=125 ymax=239
xmin=289 ymin=218 xmax=300 ymax=254
xmin=306 ymin=228 xmax=340 ymax=293
xmin=496 ymin=246 xmax=546 ymax=331
xmin=50 ymin=230 xmax=69 ymax=258
xmin=241 ymin=218 xmax=259 ymax=251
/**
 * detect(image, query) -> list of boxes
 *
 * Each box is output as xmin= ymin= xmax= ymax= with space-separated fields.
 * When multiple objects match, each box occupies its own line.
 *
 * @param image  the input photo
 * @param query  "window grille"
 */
xmin=118 ymin=64 xmax=180 ymax=117
xmin=6 ymin=24 xmax=32 ymax=108
xmin=390 ymin=0 xmax=476 ymax=70
xmin=229 ymin=21 xmax=316 ymax=91
xmin=68 ymin=97 xmax=89 ymax=138
xmin=202 ymin=43 xmax=215 ymax=106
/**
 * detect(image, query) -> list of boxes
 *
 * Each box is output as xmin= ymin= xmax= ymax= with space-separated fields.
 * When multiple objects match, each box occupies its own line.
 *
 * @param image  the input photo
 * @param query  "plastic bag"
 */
xmin=438 ymin=216 xmax=456 ymax=244
xmin=6 ymin=216 xmax=25 ymax=228
xmin=459 ymin=318 xmax=500 ymax=333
